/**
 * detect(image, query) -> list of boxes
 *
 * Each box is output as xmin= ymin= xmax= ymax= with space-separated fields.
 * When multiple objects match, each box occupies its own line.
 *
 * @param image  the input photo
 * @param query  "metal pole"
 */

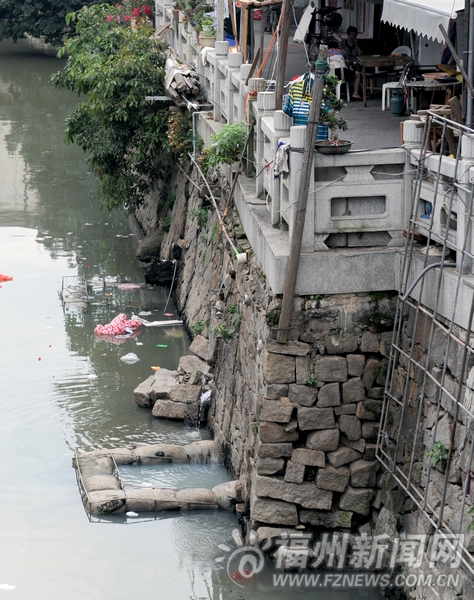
xmin=467 ymin=0 xmax=474 ymax=126
xmin=276 ymin=46 xmax=328 ymax=344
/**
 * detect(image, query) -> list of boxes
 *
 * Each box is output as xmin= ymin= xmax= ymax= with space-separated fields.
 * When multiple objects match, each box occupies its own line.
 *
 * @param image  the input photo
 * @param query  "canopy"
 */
xmin=381 ymin=0 xmax=464 ymax=43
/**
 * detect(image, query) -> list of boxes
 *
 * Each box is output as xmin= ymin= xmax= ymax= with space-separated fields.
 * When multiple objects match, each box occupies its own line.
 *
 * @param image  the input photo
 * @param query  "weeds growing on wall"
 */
xmin=50 ymin=3 xmax=171 ymax=211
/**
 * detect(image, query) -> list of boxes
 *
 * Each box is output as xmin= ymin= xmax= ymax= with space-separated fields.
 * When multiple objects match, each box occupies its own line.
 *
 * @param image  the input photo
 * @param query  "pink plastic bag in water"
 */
xmin=94 ymin=313 xmax=141 ymax=336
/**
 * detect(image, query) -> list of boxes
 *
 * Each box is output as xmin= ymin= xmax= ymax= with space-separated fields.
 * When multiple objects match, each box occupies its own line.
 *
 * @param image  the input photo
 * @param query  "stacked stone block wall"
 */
xmin=134 ymin=162 xmax=396 ymax=531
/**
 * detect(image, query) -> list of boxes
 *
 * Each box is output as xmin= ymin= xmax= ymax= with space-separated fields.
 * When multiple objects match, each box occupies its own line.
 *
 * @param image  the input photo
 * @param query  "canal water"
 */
xmin=0 ymin=39 xmax=380 ymax=600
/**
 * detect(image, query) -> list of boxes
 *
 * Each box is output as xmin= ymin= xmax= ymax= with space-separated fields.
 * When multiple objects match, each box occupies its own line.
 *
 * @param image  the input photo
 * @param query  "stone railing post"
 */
xmin=256 ymin=92 xmax=276 ymax=197
xmin=246 ymin=78 xmax=265 ymax=176
xmin=270 ymin=110 xmax=291 ymax=226
xmin=213 ymin=41 xmax=229 ymax=122
xmin=402 ymin=120 xmax=423 ymax=238
xmin=226 ymin=51 xmax=243 ymax=124
xmin=287 ymin=126 xmax=306 ymax=241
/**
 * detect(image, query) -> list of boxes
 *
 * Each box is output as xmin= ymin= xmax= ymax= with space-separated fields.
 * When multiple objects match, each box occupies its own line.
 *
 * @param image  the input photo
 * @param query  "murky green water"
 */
xmin=0 ymin=39 xmax=380 ymax=600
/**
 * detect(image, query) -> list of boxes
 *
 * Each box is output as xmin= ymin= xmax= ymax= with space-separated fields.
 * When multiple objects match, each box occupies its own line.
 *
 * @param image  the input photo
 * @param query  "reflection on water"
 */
xmin=119 ymin=463 xmax=231 ymax=490
xmin=0 ymin=39 xmax=380 ymax=600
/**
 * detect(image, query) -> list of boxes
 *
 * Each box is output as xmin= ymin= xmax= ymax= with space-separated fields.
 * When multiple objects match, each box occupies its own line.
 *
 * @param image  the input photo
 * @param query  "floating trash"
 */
xmin=126 ymin=511 xmax=139 ymax=517
xmin=118 ymin=283 xmax=141 ymax=290
xmin=120 ymin=353 xmax=140 ymax=365
xmin=156 ymin=344 xmax=168 ymax=348
xmin=94 ymin=313 xmax=140 ymax=336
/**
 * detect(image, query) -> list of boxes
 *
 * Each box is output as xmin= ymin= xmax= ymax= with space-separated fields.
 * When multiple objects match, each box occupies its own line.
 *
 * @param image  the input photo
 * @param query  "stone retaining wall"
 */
xmin=132 ymin=153 xmax=474 ymax=596
xmin=133 ymin=161 xmax=397 ymax=533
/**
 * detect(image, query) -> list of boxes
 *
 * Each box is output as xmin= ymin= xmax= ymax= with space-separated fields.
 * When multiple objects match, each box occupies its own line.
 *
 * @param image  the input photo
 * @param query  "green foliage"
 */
xmin=228 ymin=303 xmax=237 ymax=314
xmin=248 ymin=421 xmax=258 ymax=431
xmin=50 ymin=4 xmax=169 ymax=212
xmin=232 ymin=314 xmax=243 ymax=331
xmin=305 ymin=376 xmax=318 ymax=387
xmin=320 ymin=74 xmax=348 ymax=142
xmin=0 ymin=0 xmax=94 ymax=45
xmin=164 ymin=186 xmax=177 ymax=210
xmin=198 ymin=15 xmax=216 ymax=36
xmin=427 ymin=441 xmax=449 ymax=469
xmin=190 ymin=319 xmax=206 ymax=335
xmin=359 ymin=309 xmax=394 ymax=332
xmin=266 ymin=307 xmax=280 ymax=326
xmin=162 ymin=215 xmax=172 ymax=232
xmin=213 ymin=314 xmax=243 ymax=341
xmin=201 ymin=249 xmax=207 ymax=264
xmin=206 ymin=122 xmax=247 ymax=166
xmin=209 ymin=221 xmax=218 ymax=246
xmin=468 ymin=507 xmax=474 ymax=533
xmin=167 ymin=111 xmax=197 ymax=158
xmin=187 ymin=207 xmax=208 ymax=228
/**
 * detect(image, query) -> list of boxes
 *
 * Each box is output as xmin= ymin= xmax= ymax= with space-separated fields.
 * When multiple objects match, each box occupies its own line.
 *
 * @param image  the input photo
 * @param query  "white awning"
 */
xmin=381 ymin=0 xmax=464 ymax=43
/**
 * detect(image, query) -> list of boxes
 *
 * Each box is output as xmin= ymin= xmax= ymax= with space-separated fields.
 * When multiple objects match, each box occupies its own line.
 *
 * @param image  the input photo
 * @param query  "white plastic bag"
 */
xmin=120 ymin=352 xmax=140 ymax=364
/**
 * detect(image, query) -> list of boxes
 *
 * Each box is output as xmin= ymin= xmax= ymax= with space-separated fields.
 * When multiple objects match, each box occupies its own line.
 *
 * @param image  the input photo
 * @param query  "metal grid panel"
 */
xmin=377 ymin=113 xmax=474 ymax=576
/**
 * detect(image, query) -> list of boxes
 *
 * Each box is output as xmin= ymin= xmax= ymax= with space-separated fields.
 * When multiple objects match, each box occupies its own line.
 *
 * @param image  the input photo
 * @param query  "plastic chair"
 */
xmin=382 ymin=61 xmax=413 ymax=111
xmin=374 ymin=46 xmax=412 ymax=95
xmin=329 ymin=56 xmax=350 ymax=102
xmin=392 ymin=45 xmax=411 ymax=58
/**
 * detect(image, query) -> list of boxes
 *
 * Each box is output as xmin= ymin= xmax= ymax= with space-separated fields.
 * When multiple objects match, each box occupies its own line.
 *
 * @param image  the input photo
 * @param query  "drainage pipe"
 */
xmin=402 ymin=261 xmax=456 ymax=302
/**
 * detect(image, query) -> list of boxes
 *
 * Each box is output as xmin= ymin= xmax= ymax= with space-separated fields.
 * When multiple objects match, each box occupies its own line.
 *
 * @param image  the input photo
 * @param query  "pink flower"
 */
xmin=144 ymin=5 xmax=153 ymax=16
xmin=106 ymin=15 xmax=112 ymax=21
xmin=132 ymin=7 xmax=140 ymax=16
xmin=124 ymin=15 xmax=130 ymax=21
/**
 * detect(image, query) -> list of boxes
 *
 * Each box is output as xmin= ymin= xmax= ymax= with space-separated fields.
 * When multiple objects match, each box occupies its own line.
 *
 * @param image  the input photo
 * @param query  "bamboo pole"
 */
xmin=241 ymin=4 xmax=249 ymax=62
xmin=275 ymin=0 xmax=294 ymax=107
xmin=439 ymin=23 xmax=474 ymax=94
xmin=228 ymin=0 xmax=239 ymax=51
xmin=276 ymin=46 xmax=328 ymax=344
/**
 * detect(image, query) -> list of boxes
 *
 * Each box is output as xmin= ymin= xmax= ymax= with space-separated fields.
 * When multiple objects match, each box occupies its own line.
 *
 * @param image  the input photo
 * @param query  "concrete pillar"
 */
xmin=403 ymin=120 xmax=423 ymax=146
xmin=287 ymin=126 xmax=306 ymax=239
xmin=271 ymin=111 xmax=291 ymax=225
xmin=459 ymin=135 xmax=474 ymax=274
xmin=215 ymin=41 xmax=229 ymax=56
xmin=213 ymin=50 xmax=226 ymax=122
xmin=226 ymin=52 xmax=243 ymax=124
xmin=228 ymin=51 xmax=243 ymax=69
xmin=402 ymin=120 xmax=423 ymax=239
xmin=245 ymin=79 xmax=266 ymax=175
xmin=461 ymin=133 xmax=474 ymax=159
xmin=256 ymin=92 xmax=276 ymax=197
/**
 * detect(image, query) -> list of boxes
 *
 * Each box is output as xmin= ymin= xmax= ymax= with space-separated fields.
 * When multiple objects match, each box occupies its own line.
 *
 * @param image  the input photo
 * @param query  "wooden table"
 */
xmin=405 ymin=78 xmax=460 ymax=113
xmin=356 ymin=55 xmax=412 ymax=107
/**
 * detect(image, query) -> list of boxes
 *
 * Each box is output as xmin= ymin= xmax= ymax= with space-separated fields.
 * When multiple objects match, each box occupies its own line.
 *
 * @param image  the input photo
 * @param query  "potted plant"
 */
xmin=315 ymin=74 xmax=351 ymax=154
xmin=205 ymin=122 xmax=247 ymax=169
xmin=192 ymin=10 xmax=204 ymax=43
xmin=199 ymin=15 xmax=216 ymax=46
